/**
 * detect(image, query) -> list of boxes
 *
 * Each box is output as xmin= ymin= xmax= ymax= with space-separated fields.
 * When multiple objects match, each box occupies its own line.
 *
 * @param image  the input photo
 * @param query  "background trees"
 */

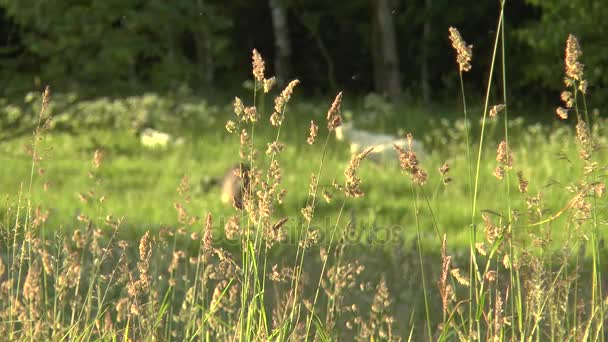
xmin=0 ymin=0 xmax=605 ymax=108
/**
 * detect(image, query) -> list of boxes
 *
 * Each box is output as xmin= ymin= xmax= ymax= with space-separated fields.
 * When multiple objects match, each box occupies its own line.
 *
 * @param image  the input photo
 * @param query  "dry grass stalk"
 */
xmin=561 ymin=91 xmax=574 ymax=108
xmin=203 ymin=213 xmax=213 ymax=252
xmin=450 ymin=268 xmax=470 ymax=287
xmin=494 ymin=140 xmax=513 ymax=180
xmin=439 ymin=162 xmax=451 ymax=185
xmin=234 ymin=97 xmax=245 ymax=118
xmin=448 ymin=27 xmax=473 ymax=72
xmin=326 ymin=92 xmax=343 ymax=131
xmin=263 ymin=77 xmax=276 ymax=93
xmin=271 ymin=79 xmax=300 ymax=126
xmin=344 ymin=147 xmax=374 ymax=198
xmin=555 ymin=106 xmax=569 ymax=120
xmin=493 ymin=290 xmax=505 ymax=341
xmin=266 ymin=141 xmax=284 ymax=155
xmin=564 ymin=34 xmax=584 ymax=85
xmin=252 ymin=49 xmax=265 ymax=82
xmin=489 ymin=104 xmax=505 ymax=118
xmin=93 ymin=149 xmax=104 ymax=169
xmin=395 ymin=134 xmax=427 ymax=185
xmin=439 ymin=234 xmax=453 ymax=316
xmin=575 ymin=120 xmax=592 ymax=160
xmin=517 ymin=171 xmax=528 ymax=193
xmin=307 ymin=120 xmax=318 ymax=145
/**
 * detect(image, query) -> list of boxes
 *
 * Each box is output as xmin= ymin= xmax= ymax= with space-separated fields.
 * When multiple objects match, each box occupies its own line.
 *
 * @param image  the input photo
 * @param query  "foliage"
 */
xmin=515 ymin=0 xmax=608 ymax=97
xmin=0 ymin=0 xmax=232 ymax=92
xmin=2 ymin=3 xmax=608 ymax=340
xmin=1 ymin=0 xmax=607 ymax=107
xmin=0 ymin=88 xmax=221 ymax=141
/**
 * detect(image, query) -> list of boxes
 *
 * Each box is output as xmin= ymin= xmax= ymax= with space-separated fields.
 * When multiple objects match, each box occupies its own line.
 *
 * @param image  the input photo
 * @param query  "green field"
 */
xmin=2 ymin=35 xmax=607 ymax=342
xmin=1 ymin=93 xmax=603 ymax=247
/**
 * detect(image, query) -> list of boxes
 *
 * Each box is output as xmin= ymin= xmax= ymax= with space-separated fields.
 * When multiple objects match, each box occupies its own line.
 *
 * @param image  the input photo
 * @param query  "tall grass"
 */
xmin=1 ymin=4 xmax=607 ymax=341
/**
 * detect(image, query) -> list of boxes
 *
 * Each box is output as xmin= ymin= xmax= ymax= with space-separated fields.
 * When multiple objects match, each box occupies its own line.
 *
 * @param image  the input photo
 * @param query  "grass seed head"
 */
xmin=344 ymin=147 xmax=374 ymax=198
xmin=204 ymin=213 xmax=213 ymax=252
xmin=517 ymin=171 xmax=529 ymax=193
xmin=224 ymin=216 xmax=241 ymax=240
xmin=93 ymin=149 xmax=104 ymax=169
xmin=560 ymin=91 xmax=573 ymax=108
xmin=489 ymin=104 xmax=506 ymax=118
xmin=252 ymin=49 xmax=265 ymax=82
xmin=234 ymin=97 xmax=245 ymax=118
xmin=448 ymin=27 xmax=473 ymax=72
xmin=266 ymin=141 xmax=284 ymax=155
xmin=395 ymin=137 xmax=427 ymax=185
xmin=439 ymin=234 xmax=453 ymax=315
xmin=307 ymin=120 xmax=318 ymax=145
xmin=556 ymin=106 xmax=569 ymax=120
xmin=327 ymin=92 xmax=343 ymax=131
xmin=565 ymin=34 xmax=584 ymax=83
xmin=439 ymin=162 xmax=451 ymax=185
xmin=263 ymin=77 xmax=276 ymax=93
xmin=450 ymin=268 xmax=470 ymax=287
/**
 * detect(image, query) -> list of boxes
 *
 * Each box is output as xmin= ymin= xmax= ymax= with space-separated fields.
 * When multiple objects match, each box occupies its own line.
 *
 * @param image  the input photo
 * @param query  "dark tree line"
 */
xmin=0 ymin=0 xmax=606 ymax=107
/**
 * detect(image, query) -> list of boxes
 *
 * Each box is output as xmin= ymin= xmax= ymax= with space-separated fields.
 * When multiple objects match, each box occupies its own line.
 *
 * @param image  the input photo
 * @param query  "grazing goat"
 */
xmin=334 ymin=121 xmax=424 ymax=164
xmin=202 ymin=163 xmax=250 ymax=210
xmin=139 ymin=128 xmax=184 ymax=148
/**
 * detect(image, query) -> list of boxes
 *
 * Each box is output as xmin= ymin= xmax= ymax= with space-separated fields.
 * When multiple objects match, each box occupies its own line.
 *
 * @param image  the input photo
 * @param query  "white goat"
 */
xmin=140 ymin=128 xmax=184 ymax=148
xmin=334 ymin=122 xmax=424 ymax=164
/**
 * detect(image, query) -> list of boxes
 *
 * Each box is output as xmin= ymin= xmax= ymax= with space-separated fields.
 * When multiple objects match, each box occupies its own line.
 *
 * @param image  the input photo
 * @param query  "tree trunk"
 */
xmin=294 ymin=12 xmax=337 ymax=90
xmin=194 ymin=0 xmax=214 ymax=87
xmin=269 ymin=0 xmax=291 ymax=87
xmin=371 ymin=20 xmax=384 ymax=95
xmin=421 ymin=0 xmax=431 ymax=105
xmin=194 ymin=32 xmax=215 ymax=87
xmin=374 ymin=0 xmax=402 ymax=101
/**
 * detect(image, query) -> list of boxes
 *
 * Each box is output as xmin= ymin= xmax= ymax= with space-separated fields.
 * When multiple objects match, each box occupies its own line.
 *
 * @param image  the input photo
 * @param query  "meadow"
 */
xmin=1 ymin=12 xmax=607 ymax=342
